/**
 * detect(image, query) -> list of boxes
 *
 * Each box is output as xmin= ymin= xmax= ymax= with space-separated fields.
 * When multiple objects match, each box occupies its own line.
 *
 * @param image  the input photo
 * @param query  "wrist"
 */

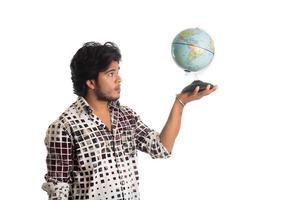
xmin=175 ymin=95 xmax=185 ymax=107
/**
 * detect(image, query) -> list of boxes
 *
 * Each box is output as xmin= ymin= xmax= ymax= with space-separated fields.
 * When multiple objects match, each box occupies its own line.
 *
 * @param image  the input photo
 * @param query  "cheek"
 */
xmin=108 ymin=76 xmax=119 ymax=85
xmin=101 ymin=78 xmax=116 ymax=90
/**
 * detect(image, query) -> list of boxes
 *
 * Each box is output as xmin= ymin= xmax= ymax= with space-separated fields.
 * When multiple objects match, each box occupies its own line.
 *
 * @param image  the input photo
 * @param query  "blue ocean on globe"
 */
xmin=171 ymin=28 xmax=215 ymax=72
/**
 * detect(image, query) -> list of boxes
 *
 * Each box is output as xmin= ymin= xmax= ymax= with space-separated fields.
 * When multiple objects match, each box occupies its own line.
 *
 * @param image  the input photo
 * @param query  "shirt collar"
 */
xmin=74 ymin=96 xmax=120 ymax=115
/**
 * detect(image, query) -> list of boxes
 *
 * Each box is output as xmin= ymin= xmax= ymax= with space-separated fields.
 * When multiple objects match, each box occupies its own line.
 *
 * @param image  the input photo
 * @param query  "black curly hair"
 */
xmin=70 ymin=41 xmax=121 ymax=97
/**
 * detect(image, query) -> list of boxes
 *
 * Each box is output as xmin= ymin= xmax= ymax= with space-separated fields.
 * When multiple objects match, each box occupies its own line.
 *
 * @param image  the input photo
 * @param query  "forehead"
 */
xmin=106 ymin=61 xmax=119 ymax=71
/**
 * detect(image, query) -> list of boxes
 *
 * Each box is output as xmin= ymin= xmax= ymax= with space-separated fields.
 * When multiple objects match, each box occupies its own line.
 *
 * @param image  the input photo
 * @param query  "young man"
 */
xmin=42 ymin=42 xmax=217 ymax=200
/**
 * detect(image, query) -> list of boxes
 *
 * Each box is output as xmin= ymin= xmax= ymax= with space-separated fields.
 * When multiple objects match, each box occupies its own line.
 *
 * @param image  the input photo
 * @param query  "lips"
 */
xmin=115 ymin=85 xmax=121 ymax=91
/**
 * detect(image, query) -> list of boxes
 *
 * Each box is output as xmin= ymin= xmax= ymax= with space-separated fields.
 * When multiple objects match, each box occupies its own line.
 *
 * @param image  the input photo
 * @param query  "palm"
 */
xmin=178 ymin=85 xmax=218 ymax=104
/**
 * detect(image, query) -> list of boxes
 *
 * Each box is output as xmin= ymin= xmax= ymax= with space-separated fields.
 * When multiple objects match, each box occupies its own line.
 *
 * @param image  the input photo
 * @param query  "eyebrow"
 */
xmin=105 ymin=66 xmax=120 ymax=74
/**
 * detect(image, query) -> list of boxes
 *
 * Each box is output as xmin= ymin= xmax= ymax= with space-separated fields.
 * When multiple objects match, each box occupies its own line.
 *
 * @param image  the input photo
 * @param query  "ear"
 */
xmin=86 ymin=79 xmax=96 ymax=90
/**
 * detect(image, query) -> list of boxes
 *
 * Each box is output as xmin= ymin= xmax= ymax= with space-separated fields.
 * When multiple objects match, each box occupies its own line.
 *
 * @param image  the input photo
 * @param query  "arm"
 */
xmin=159 ymin=85 xmax=217 ymax=153
xmin=42 ymin=120 xmax=73 ymax=200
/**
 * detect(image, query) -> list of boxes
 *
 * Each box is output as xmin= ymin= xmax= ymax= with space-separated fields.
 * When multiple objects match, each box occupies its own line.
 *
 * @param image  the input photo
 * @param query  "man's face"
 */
xmin=94 ymin=61 xmax=122 ymax=101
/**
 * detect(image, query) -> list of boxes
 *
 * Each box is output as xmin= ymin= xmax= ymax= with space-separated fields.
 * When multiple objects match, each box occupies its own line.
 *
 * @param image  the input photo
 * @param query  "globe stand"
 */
xmin=181 ymin=70 xmax=214 ymax=93
xmin=181 ymin=80 xmax=214 ymax=93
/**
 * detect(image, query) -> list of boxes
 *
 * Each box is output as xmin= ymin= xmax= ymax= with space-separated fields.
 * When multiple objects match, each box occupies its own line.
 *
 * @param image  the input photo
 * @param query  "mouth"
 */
xmin=115 ymin=85 xmax=121 ymax=92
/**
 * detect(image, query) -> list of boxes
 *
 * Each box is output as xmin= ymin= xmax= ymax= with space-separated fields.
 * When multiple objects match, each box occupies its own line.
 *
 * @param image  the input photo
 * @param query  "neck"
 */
xmin=84 ymin=94 xmax=109 ymax=113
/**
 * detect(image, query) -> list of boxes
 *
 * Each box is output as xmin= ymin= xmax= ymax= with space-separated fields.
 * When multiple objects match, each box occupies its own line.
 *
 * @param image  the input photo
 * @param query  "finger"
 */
xmin=212 ymin=85 xmax=218 ymax=91
xmin=193 ymin=86 xmax=200 ymax=95
xmin=206 ymin=86 xmax=218 ymax=95
xmin=206 ymin=84 xmax=211 ymax=90
xmin=210 ymin=85 xmax=218 ymax=92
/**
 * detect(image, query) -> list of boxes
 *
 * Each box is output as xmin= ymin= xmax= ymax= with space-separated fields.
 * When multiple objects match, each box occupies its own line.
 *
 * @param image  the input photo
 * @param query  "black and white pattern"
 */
xmin=42 ymin=97 xmax=171 ymax=200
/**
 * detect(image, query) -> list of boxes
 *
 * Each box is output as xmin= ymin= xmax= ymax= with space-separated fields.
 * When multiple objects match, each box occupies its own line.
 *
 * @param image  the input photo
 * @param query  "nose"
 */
xmin=117 ymin=75 xmax=122 ymax=83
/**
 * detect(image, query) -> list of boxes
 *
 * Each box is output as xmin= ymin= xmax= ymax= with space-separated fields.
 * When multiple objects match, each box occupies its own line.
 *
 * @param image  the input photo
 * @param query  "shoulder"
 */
xmin=47 ymin=102 xmax=79 ymax=133
xmin=45 ymin=118 xmax=74 ymax=146
xmin=47 ymin=118 xmax=70 ymax=134
xmin=119 ymin=105 xmax=138 ymax=117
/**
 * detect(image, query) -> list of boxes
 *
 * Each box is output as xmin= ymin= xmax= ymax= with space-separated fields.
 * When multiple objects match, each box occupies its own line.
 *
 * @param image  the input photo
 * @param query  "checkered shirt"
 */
xmin=42 ymin=97 xmax=171 ymax=200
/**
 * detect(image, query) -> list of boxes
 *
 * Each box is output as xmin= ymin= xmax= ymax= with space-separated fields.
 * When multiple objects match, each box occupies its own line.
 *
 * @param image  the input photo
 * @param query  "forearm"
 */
xmin=159 ymin=85 xmax=217 ymax=154
xmin=159 ymin=97 xmax=184 ymax=153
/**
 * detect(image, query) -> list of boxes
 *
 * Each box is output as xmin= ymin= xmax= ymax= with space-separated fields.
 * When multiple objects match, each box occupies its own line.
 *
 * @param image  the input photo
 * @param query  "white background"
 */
xmin=0 ymin=0 xmax=299 ymax=199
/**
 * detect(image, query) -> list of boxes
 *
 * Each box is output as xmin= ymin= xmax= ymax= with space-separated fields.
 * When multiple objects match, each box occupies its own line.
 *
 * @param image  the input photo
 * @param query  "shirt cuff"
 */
xmin=42 ymin=182 xmax=70 ymax=200
xmin=150 ymin=133 xmax=172 ymax=159
xmin=160 ymin=142 xmax=172 ymax=158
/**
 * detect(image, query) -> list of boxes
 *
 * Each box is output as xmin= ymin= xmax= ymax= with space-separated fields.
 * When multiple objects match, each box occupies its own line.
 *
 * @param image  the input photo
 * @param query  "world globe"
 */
xmin=171 ymin=27 xmax=215 ymax=72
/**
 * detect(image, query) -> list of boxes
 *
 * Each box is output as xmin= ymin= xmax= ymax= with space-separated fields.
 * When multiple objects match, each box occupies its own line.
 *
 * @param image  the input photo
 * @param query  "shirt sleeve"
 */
xmin=130 ymin=109 xmax=171 ymax=159
xmin=42 ymin=120 xmax=73 ymax=200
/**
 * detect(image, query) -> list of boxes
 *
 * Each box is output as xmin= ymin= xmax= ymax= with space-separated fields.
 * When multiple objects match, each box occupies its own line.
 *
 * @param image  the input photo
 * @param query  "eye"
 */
xmin=108 ymin=72 xmax=114 ymax=77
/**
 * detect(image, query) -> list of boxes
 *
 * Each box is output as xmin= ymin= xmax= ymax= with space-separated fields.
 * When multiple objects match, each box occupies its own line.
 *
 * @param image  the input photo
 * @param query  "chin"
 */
xmin=108 ymin=91 xmax=121 ymax=101
xmin=114 ymin=92 xmax=121 ymax=99
xmin=111 ymin=95 xmax=120 ymax=101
